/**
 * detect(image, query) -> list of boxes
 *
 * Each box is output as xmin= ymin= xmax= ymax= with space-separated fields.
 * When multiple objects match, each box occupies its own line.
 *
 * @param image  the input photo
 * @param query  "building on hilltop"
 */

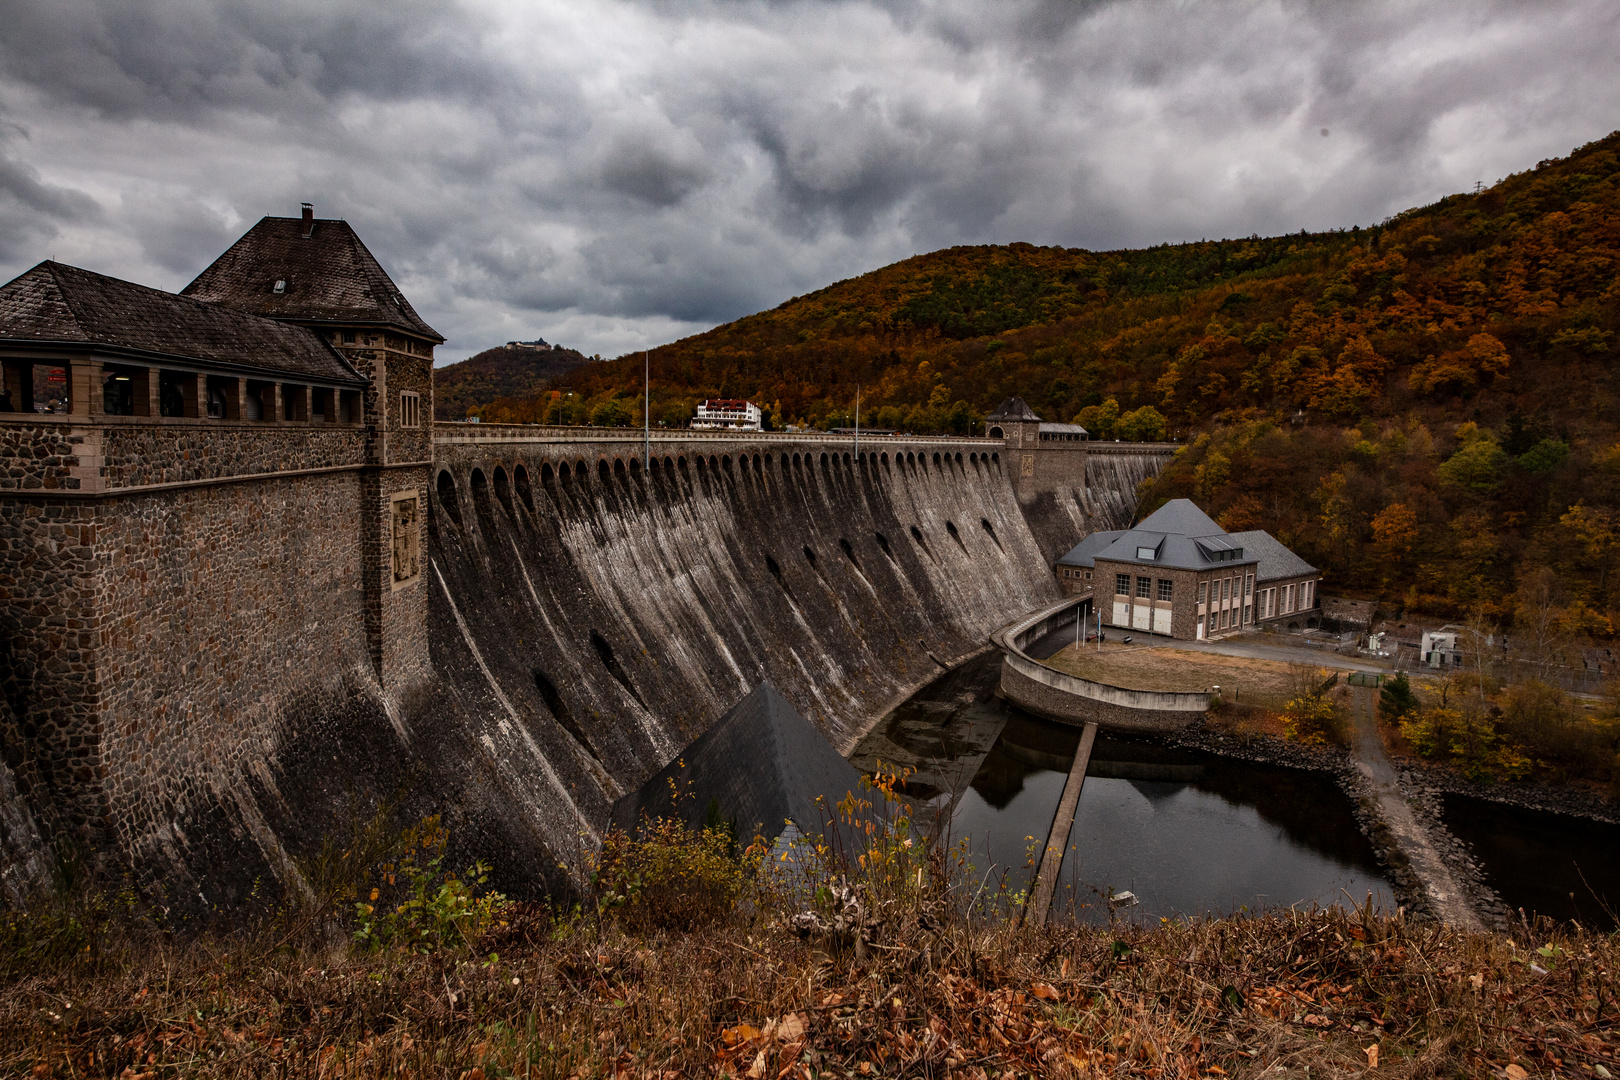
xmin=1053 ymin=499 xmax=1320 ymax=640
xmin=0 ymin=203 xmax=437 ymax=862
xmin=692 ymin=398 xmax=762 ymax=431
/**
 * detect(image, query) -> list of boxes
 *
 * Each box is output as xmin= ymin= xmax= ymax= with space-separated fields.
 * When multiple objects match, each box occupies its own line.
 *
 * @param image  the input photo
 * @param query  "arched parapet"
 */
xmin=990 ymin=596 xmax=1208 ymax=733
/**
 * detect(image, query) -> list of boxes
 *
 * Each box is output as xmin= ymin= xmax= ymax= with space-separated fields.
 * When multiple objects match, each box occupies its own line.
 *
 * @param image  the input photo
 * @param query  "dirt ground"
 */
xmin=1041 ymin=641 xmax=1336 ymax=711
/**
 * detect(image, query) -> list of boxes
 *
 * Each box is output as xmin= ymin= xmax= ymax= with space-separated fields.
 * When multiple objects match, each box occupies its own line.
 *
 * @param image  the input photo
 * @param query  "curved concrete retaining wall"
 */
xmin=991 ymin=597 xmax=1210 ymax=732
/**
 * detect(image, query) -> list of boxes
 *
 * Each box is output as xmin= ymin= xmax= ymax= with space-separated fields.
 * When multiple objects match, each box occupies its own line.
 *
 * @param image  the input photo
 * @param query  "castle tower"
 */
xmin=985 ymin=397 xmax=1042 ymax=447
xmin=183 ymin=204 xmax=441 ymax=694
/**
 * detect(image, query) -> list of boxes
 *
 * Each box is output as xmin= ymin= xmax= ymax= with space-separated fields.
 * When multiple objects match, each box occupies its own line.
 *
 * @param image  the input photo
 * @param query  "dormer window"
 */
xmin=1136 ymin=546 xmax=1157 ymax=560
xmin=273 ymin=279 xmax=286 ymax=294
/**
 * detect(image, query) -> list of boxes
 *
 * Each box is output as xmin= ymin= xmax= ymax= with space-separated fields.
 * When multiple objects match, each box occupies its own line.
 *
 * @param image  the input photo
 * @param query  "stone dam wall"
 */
xmin=1013 ymin=445 xmax=1172 ymax=562
xmin=0 ymin=429 xmax=1171 ymax=910
xmin=421 ymin=436 xmax=1062 ymax=884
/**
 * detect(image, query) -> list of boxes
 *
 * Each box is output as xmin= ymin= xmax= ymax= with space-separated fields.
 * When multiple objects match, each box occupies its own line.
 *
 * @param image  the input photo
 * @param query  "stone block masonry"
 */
xmin=0 ymin=469 xmax=374 ymax=864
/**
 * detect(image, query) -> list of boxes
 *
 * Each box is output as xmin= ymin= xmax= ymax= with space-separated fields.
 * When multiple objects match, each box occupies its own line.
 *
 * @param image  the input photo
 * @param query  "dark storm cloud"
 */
xmin=0 ymin=0 xmax=1616 ymax=359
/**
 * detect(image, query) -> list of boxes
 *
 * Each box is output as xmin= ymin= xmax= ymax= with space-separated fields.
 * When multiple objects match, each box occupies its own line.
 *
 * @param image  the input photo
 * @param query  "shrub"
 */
xmin=1379 ymin=672 xmax=1420 ymax=724
xmin=1282 ymin=694 xmax=1340 ymax=746
xmin=1496 ymin=680 xmax=1619 ymax=782
xmin=352 ymin=816 xmax=510 ymax=953
xmin=590 ymin=817 xmax=752 ymax=934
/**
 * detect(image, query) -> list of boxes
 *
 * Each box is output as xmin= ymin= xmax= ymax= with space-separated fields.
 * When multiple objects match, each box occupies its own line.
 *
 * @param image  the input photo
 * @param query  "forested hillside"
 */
xmin=433 ymin=343 xmax=589 ymax=421
xmin=475 ymin=134 xmax=1620 ymax=626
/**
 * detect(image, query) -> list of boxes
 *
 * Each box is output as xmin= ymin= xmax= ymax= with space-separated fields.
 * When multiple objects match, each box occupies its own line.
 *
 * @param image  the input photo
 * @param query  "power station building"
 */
xmin=1054 ymin=499 xmax=1320 ymax=639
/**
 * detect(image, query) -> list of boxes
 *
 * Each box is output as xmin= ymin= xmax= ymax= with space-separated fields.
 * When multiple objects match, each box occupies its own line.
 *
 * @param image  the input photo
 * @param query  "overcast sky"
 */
xmin=2 ymin=1 xmax=1617 ymax=362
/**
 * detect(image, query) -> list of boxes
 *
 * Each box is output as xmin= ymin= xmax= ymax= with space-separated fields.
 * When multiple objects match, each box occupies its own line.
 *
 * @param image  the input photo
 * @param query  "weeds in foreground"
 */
xmin=2 ymin=789 xmax=1617 ymax=1078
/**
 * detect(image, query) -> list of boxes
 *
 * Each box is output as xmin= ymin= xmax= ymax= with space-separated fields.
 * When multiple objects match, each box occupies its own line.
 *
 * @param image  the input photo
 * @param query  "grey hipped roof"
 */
xmin=182 ymin=215 xmax=443 ymax=342
xmin=986 ymin=397 xmax=1041 ymax=422
xmin=1227 ymin=530 xmax=1318 ymax=583
xmin=1039 ymin=422 xmax=1088 ymax=437
xmin=610 ymin=681 xmax=870 ymax=851
xmin=1056 ymin=530 xmax=1123 ymax=567
xmin=1089 ymin=498 xmax=1259 ymax=572
xmin=0 ymin=261 xmax=365 ymax=384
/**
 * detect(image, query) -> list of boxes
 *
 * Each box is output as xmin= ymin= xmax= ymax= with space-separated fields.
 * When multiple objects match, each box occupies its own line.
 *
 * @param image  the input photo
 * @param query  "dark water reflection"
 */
xmin=1442 ymin=794 xmax=1620 ymax=930
xmin=852 ymin=654 xmax=1391 ymax=923
xmin=959 ymin=717 xmax=1391 ymax=921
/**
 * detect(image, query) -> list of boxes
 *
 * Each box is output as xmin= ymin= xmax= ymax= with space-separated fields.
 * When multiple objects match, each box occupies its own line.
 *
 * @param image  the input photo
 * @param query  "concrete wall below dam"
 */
xmin=423 ymin=436 xmax=1061 ymax=875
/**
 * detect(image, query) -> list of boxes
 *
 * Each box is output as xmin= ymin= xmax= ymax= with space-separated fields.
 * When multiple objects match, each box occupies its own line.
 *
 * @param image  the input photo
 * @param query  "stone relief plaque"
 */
xmin=390 ymin=491 xmax=421 ymax=588
xmin=1021 ymin=453 xmax=1035 ymax=477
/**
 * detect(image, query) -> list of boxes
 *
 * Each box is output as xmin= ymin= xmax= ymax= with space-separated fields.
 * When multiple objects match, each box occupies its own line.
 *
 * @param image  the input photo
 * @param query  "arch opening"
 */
xmin=515 ymin=464 xmax=535 ymax=512
xmin=492 ymin=465 xmax=514 ymax=515
xmin=435 ymin=470 xmax=462 ymax=526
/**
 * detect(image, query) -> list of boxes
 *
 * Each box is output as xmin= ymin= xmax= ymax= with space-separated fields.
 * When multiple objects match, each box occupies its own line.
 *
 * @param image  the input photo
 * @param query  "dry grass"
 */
xmin=1042 ymin=644 xmax=1308 ymax=710
xmin=3 ymin=891 xmax=1617 ymax=1078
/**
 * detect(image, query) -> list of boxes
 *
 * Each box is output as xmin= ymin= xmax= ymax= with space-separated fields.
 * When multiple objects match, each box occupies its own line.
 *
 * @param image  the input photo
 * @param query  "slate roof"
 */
xmin=1039 ymin=422 xmax=1088 ymax=437
xmin=610 ymin=681 xmax=872 ymax=852
xmin=1055 ymin=530 xmax=1123 ymax=568
xmin=182 ymin=216 xmax=443 ymax=342
xmin=1227 ymin=530 xmax=1318 ymax=583
xmin=986 ymin=397 xmax=1041 ymax=422
xmin=0 ymin=262 xmax=365 ymax=383
xmin=1089 ymin=498 xmax=1259 ymax=571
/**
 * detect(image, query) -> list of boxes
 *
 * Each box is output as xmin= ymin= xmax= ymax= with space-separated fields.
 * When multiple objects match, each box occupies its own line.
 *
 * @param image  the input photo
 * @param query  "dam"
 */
xmin=0 ymin=212 xmax=1175 ymax=910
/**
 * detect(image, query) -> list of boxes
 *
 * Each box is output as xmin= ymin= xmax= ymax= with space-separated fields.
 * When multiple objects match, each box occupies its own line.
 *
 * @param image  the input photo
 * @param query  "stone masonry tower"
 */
xmin=183 ymin=204 xmax=442 ymax=694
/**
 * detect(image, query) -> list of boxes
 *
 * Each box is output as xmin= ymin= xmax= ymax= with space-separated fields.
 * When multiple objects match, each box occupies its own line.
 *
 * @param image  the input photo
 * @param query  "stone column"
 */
xmin=220 ymin=378 xmax=244 ymax=421
xmin=182 ymin=373 xmax=205 ymax=418
xmin=70 ymin=357 xmax=104 ymax=417
xmin=133 ymin=367 xmax=156 ymax=417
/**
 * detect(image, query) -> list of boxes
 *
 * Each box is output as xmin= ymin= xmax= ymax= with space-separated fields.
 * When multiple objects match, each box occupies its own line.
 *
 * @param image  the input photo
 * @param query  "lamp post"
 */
xmin=643 ymin=349 xmax=650 ymax=472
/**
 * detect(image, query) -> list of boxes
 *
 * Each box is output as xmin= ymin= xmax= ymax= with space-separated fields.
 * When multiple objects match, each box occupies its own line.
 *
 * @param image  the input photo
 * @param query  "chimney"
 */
xmin=301 ymin=203 xmax=314 ymax=238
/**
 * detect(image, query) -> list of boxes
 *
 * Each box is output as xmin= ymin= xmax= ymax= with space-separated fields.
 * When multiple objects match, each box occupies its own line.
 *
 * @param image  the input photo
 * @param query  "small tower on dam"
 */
xmin=184 ymin=204 xmax=443 ymax=691
xmin=985 ymin=396 xmax=1089 ymax=498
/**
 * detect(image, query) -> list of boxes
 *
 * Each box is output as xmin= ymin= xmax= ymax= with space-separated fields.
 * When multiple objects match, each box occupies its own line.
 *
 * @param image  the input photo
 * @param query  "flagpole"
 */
xmin=644 ymin=349 xmax=650 ymax=472
xmin=854 ymin=386 xmax=860 ymax=461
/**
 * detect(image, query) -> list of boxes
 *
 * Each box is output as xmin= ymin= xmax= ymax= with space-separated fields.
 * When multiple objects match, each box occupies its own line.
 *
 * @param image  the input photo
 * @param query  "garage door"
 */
xmin=1153 ymin=607 xmax=1172 ymax=635
xmin=1132 ymin=605 xmax=1151 ymax=630
xmin=1112 ymin=601 xmax=1129 ymax=627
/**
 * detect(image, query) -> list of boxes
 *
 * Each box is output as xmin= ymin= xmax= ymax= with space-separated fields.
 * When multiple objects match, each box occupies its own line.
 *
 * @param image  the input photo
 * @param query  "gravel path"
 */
xmin=1346 ymin=684 xmax=1481 ymax=928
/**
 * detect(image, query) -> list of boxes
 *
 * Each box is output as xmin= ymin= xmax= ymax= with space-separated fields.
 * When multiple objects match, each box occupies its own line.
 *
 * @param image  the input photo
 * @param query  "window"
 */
xmin=1198 ymin=582 xmax=1207 ymax=603
xmin=1244 ymin=603 xmax=1253 ymax=624
xmin=1136 ymin=546 xmax=1157 ymax=560
xmin=400 ymin=391 xmax=421 ymax=428
xmin=1284 ymin=585 xmax=1295 ymax=613
xmin=1157 ymin=579 xmax=1172 ymax=602
xmin=273 ymin=279 xmax=285 ymax=294
xmin=1245 ymin=575 xmax=1253 ymax=597
xmin=1115 ymin=573 xmax=1130 ymax=596
xmin=1135 ymin=576 xmax=1152 ymax=598
xmin=1221 ymin=579 xmax=1230 ymax=601
xmin=1302 ymin=580 xmax=1314 ymax=608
